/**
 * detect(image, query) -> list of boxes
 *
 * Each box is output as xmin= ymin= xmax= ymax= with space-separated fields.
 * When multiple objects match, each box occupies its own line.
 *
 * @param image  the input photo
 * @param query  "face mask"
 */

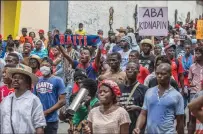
xmin=40 ymin=66 xmax=51 ymax=76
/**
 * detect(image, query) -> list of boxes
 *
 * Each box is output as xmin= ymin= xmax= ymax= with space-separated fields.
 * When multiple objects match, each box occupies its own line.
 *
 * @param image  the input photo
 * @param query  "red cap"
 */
xmin=38 ymin=29 xmax=44 ymax=34
xmin=0 ymin=34 xmax=2 ymax=40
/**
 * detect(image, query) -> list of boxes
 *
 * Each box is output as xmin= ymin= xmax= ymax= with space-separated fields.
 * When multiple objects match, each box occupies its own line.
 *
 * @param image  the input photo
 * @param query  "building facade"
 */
xmin=1 ymin=1 xmax=203 ymax=38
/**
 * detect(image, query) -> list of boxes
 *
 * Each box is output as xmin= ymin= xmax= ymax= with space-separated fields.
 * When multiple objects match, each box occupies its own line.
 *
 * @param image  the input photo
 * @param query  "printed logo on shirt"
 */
xmin=119 ymin=92 xmax=134 ymax=105
xmin=36 ymin=82 xmax=53 ymax=94
xmin=0 ymin=88 xmax=14 ymax=101
xmin=139 ymin=60 xmax=151 ymax=70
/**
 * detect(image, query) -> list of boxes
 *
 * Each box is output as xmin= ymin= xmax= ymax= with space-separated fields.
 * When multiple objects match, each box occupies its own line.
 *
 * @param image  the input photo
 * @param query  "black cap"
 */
xmin=74 ymin=69 xmax=87 ymax=81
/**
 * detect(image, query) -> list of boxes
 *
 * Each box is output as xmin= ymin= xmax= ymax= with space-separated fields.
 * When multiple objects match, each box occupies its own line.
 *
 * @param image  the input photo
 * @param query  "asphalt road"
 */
xmin=58 ymin=121 xmax=69 ymax=134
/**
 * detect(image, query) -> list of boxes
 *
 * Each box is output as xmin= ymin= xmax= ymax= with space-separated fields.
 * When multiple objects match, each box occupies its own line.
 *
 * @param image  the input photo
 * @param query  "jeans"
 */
xmin=44 ymin=121 xmax=59 ymax=134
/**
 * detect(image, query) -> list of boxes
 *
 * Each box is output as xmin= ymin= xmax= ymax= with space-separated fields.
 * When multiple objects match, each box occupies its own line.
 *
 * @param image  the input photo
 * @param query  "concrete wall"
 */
xmin=168 ymin=1 xmax=203 ymax=26
xmin=18 ymin=1 xmax=50 ymax=38
xmin=67 ymin=1 xmax=203 ymax=37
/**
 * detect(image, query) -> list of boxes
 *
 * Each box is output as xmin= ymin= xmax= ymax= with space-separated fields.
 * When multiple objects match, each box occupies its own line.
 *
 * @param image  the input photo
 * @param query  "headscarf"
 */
xmin=127 ymin=33 xmax=140 ymax=52
xmin=120 ymin=36 xmax=131 ymax=45
xmin=35 ymin=39 xmax=45 ymax=49
xmin=99 ymin=79 xmax=121 ymax=97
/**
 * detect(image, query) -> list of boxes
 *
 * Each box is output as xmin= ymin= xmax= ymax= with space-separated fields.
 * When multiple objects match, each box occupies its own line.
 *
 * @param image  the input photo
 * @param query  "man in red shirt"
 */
xmin=129 ymin=50 xmax=149 ymax=84
xmin=28 ymin=55 xmax=42 ymax=77
xmin=165 ymin=44 xmax=184 ymax=92
xmin=0 ymin=64 xmax=16 ymax=102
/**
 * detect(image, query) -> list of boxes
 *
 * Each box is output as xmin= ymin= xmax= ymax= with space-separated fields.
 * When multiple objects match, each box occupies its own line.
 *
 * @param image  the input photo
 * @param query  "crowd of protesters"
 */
xmin=0 ymin=19 xmax=203 ymax=134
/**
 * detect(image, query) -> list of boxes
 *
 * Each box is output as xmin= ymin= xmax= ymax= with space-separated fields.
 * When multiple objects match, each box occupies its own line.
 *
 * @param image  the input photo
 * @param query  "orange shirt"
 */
xmin=19 ymin=36 xmax=28 ymax=44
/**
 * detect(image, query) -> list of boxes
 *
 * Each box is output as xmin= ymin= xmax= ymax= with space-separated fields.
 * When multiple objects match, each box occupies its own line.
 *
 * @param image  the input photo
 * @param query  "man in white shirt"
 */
xmin=0 ymin=64 xmax=46 ymax=134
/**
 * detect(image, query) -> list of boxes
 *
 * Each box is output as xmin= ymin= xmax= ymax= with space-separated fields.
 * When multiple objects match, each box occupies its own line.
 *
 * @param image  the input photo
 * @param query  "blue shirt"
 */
xmin=73 ymin=60 xmax=98 ymax=80
xmin=112 ymin=44 xmax=122 ymax=52
xmin=30 ymin=48 xmax=48 ymax=58
xmin=0 ymin=41 xmax=7 ymax=58
xmin=34 ymin=76 xmax=66 ymax=122
xmin=142 ymin=86 xmax=184 ymax=133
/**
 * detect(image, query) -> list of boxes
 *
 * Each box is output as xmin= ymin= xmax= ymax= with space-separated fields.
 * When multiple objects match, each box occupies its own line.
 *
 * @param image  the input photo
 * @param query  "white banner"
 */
xmin=138 ymin=7 xmax=168 ymax=36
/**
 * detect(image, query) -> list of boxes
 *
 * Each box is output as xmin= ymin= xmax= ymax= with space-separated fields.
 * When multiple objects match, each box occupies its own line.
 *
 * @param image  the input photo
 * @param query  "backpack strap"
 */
xmin=126 ymin=82 xmax=140 ymax=105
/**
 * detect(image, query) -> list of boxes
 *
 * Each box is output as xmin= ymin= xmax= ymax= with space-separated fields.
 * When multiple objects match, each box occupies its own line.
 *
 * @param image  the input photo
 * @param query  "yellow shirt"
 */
xmin=75 ymin=29 xmax=87 ymax=35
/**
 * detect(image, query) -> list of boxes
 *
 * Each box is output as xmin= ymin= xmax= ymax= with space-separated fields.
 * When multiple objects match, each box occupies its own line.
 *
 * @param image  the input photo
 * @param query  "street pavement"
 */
xmin=58 ymin=121 xmax=69 ymax=134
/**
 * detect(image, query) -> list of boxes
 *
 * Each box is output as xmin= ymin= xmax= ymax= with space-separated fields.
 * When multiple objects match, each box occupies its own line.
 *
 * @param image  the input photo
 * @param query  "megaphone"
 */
xmin=67 ymin=88 xmax=89 ymax=115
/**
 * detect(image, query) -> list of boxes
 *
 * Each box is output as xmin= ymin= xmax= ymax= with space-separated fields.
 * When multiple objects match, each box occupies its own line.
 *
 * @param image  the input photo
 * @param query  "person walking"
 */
xmin=133 ymin=63 xmax=184 ymax=134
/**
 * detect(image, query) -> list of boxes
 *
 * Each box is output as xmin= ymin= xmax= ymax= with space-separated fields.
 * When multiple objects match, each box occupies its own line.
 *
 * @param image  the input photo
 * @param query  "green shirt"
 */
xmin=72 ymin=97 xmax=99 ymax=125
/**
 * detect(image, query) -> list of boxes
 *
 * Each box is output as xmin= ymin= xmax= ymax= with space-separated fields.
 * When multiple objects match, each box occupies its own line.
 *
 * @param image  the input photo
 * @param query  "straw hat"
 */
xmin=7 ymin=64 xmax=38 ymax=85
xmin=29 ymin=55 xmax=42 ymax=64
xmin=140 ymin=39 xmax=154 ymax=49
xmin=116 ymin=27 xmax=127 ymax=33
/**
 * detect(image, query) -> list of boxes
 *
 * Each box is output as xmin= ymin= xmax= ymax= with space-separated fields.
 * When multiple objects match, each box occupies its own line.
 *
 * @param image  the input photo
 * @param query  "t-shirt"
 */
xmin=119 ymin=82 xmax=148 ymax=133
xmin=87 ymin=106 xmax=131 ymax=134
xmin=35 ymin=69 xmax=43 ymax=77
xmin=72 ymin=97 xmax=99 ymax=125
xmin=34 ymin=76 xmax=66 ymax=122
xmin=118 ymin=49 xmax=131 ymax=71
xmin=75 ymin=29 xmax=87 ymax=35
xmin=148 ymin=77 xmax=179 ymax=91
xmin=19 ymin=36 xmax=28 ymax=44
xmin=30 ymin=48 xmax=48 ymax=59
xmin=144 ymin=72 xmax=156 ymax=87
xmin=0 ymin=85 xmax=15 ymax=102
xmin=171 ymin=58 xmax=184 ymax=85
xmin=73 ymin=60 xmax=98 ymax=80
xmin=188 ymin=63 xmax=203 ymax=93
xmin=137 ymin=66 xmax=149 ymax=84
xmin=139 ymin=53 xmax=155 ymax=73
xmin=142 ymin=86 xmax=184 ymax=133
xmin=179 ymin=55 xmax=194 ymax=86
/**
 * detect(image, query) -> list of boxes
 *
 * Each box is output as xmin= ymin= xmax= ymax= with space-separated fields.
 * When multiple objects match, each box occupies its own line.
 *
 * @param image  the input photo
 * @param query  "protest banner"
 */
xmin=138 ymin=7 xmax=168 ymax=36
xmin=52 ymin=34 xmax=102 ymax=47
xmin=196 ymin=20 xmax=203 ymax=39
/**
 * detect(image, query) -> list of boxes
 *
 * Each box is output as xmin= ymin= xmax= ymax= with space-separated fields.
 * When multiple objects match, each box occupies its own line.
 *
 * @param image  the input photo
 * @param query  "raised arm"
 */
xmin=95 ymin=48 xmax=102 ymax=70
xmin=58 ymin=45 xmax=74 ymax=66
